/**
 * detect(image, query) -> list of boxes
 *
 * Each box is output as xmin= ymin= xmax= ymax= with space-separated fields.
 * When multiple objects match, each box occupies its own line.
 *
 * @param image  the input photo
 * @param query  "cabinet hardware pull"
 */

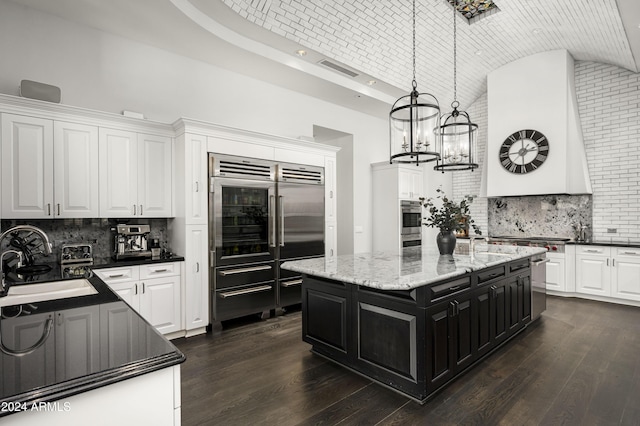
xmin=195 ymin=181 xmax=199 ymax=192
xmin=612 ymin=259 xmax=616 ymax=267
xmin=532 ymin=258 xmax=551 ymax=266
xmin=107 ymin=273 xmax=125 ymax=278
xmin=607 ymin=258 xmax=609 ymax=266
xmin=330 ymin=249 xmax=334 ymax=256
xmin=269 ymin=195 xmax=276 ymax=248
xmin=57 ymin=313 xmax=63 ymax=327
xmin=134 ymin=283 xmax=138 ymax=295
xmin=140 ymin=205 xmax=143 ymax=215
xmin=133 ymin=205 xmax=136 ymax=215
xmin=142 ymin=283 xmax=145 ymax=294
xmin=196 ymin=262 xmax=199 ymax=273
xmin=281 ymin=279 xmax=303 ymax=287
xmin=57 ymin=203 xmax=60 ymax=216
xmin=330 ymin=190 xmax=333 ymax=199
xmin=585 ymin=249 xmax=600 ymax=253
xmin=153 ymin=268 xmax=168 ymax=273
xmin=219 ymin=265 xmax=272 ymax=276
xmin=279 ymin=195 xmax=285 ymax=247
xmin=448 ymin=285 xmax=461 ymax=291
xmin=622 ymin=251 xmax=638 ymax=255
xmin=47 ymin=203 xmax=51 ymax=216
xmin=219 ymin=285 xmax=271 ymax=299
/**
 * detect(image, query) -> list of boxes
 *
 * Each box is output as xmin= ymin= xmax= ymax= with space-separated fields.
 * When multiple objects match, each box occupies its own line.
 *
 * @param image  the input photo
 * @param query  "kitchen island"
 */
xmin=281 ymin=245 xmax=546 ymax=403
xmin=0 ymin=271 xmax=184 ymax=425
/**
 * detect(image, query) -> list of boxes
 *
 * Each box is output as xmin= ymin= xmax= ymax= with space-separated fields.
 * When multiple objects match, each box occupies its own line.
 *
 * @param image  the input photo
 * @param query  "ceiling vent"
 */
xmin=318 ymin=59 xmax=359 ymax=78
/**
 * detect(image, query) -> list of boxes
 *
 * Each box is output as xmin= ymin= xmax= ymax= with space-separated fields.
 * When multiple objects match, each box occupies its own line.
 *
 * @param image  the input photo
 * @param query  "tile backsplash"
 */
xmin=488 ymin=195 xmax=592 ymax=240
xmin=0 ymin=218 xmax=171 ymax=262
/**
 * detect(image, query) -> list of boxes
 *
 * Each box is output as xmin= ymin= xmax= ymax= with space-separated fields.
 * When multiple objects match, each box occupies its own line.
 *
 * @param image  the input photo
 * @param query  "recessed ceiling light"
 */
xmin=367 ymin=80 xmax=377 ymax=86
xmin=295 ymin=49 xmax=307 ymax=56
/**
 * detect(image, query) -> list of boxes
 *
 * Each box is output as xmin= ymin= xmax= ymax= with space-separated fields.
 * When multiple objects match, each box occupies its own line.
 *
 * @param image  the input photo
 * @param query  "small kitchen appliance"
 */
xmin=60 ymin=243 xmax=94 ymax=278
xmin=113 ymin=224 xmax=152 ymax=260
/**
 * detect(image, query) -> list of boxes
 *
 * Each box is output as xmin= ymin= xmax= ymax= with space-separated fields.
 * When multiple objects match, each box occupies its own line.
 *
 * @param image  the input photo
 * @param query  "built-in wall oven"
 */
xmin=401 ymin=200 xmax=422 ymax=248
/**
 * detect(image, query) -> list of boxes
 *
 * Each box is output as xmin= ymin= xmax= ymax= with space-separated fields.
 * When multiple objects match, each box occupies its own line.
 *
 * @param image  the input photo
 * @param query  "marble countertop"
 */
xmin=281 ymin=244 xmax=546 ymax=291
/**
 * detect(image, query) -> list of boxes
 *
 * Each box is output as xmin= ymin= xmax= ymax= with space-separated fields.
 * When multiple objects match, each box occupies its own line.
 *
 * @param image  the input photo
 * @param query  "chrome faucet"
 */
xmin=469 ymin=235 xmax=489 ymax=260
xmin=0 ymin=225 xmax=52 ymax=296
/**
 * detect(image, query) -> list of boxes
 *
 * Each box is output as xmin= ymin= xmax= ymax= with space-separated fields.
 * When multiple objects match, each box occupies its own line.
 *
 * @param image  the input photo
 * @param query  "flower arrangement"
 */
xmin=420 ymin=188 xmax=482 ymax=235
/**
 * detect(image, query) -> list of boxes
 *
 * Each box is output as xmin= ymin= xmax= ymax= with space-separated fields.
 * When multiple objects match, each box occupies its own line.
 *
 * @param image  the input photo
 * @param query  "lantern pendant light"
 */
xmin=435 ymin=0 xmax=479 ymax=172
xmin=389 ymin=0 xmax=441 ymax=165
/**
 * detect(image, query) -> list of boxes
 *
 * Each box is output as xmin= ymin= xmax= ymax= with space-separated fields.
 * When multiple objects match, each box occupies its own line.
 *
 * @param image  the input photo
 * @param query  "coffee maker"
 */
xmin=113 ymin=224 xmax=152 ymax=260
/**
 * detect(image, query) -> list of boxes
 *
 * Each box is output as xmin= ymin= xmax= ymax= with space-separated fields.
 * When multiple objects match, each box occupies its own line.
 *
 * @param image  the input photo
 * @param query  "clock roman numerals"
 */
xmin=499 ymin=129 xmax=549 ymax=174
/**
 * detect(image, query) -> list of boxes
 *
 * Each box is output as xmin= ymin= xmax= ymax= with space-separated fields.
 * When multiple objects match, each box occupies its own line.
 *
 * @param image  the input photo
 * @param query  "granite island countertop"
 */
xmin=0 ymin=268 xmax=184 ymax=416
xmin=281 ymin=245 xmax=547 ymax=291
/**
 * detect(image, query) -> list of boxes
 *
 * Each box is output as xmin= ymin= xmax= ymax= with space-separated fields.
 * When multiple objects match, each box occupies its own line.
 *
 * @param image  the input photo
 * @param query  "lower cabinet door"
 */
xmin=139 ymin=275 xmax=181 ymax=334
xmin=426 ymin=301 xmax=455 ymax=393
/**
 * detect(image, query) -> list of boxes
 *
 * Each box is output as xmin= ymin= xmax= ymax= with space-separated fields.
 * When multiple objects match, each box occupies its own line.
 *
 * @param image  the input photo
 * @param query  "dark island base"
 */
xmin=301 ymin=257 xmax=534 ymax=403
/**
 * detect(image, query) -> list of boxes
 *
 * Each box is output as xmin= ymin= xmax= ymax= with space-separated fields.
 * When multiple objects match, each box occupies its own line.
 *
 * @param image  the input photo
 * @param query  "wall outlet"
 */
xmin=607 ymin=228 xmax=617 ymax=233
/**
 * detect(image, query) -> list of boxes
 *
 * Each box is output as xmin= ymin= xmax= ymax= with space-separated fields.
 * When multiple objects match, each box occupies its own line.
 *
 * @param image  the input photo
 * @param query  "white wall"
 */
xmin=0 ymin=0 xmax=388 ymax=252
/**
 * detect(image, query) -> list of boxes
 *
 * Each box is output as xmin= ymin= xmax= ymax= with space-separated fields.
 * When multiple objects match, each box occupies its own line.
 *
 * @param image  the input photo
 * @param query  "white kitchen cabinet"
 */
xmin=324 ymin=156 xmax=337 ymax=224
xmin=94 ymin=262 xmax=182 ymax=336
xmin=184 ymin=225 xmax=208 ymax=333
xmin=1 ymin=114 xmax=98 ymax=218
xmin=185 ymin=134 xmax=208 ymax=225
xmin=610 ymin=247 xmax=640 ymax=301
xmin=99 ymin=128 xmax=172 ymax=218
xmin=398 ymin=166 xmax=423 ymax=200
xmin=575 ymin=246 xmax=611 ymax=297
xmin=545 ymin=251 xmax=566 ymax=292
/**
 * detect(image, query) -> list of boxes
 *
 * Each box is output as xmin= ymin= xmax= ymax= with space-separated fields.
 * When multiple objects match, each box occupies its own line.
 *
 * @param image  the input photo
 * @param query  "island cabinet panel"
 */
xmin=507 ymin=274 xmax=532 ymax=333
xmin=353 ymin=288 xmax=424 ymax=398
xmin=302 ymin=277 xmax=350 ymax=363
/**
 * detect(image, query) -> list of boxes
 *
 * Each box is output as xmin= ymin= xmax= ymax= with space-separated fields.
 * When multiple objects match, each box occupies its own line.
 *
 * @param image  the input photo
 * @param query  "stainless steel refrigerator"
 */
xmin=208 ymin=154 xmax=324 ymax=324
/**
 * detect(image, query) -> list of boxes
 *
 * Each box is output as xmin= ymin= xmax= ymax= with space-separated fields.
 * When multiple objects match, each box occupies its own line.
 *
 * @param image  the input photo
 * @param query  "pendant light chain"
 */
xmin=453 ymin=0 xmax=457 ymax=105
xmin=412 ymin=0 xmax=417 ymax=89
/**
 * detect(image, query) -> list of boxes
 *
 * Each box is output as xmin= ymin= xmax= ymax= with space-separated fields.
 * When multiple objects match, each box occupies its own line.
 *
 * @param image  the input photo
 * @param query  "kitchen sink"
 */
xmin=0 ymin=279 xmax=98 ymax=307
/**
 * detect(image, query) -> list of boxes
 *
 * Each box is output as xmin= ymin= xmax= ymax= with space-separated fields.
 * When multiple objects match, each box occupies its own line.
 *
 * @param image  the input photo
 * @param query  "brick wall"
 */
xmin=574 ymin=62 xmax=640 ymax=242
xmin=455 ymin=61 xmax=640 ymax=242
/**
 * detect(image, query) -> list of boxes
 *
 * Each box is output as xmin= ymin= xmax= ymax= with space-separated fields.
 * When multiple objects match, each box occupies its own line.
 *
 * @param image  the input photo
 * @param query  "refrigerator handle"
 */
xmin=279 ymin=195 xmax=285 ymax=247
xmin=269 ymin=195 xmax=276 ymax=247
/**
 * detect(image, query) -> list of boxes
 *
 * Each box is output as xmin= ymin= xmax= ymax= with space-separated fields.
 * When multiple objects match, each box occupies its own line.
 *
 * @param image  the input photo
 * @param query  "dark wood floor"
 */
xmin=173 ymin=296 xmax=640 ymax=425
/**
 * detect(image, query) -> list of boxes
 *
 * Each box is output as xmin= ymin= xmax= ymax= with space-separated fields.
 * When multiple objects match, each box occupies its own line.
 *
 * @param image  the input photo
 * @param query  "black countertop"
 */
xmin=566 ymin=241 xmax=640 ymax=249
xmin=0 ymin=260 xmax=185 ymax=417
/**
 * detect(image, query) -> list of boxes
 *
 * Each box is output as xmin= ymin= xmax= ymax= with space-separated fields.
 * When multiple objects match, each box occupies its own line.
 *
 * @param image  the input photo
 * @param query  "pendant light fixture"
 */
xmin=435 ymin=0 xmax=479 ymax=172
xmin=389 ymin=0 xmax=441 ymax=165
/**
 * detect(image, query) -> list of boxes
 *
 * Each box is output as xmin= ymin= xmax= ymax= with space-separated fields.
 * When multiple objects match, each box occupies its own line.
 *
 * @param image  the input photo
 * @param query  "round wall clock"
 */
xmin=499 ymin=129 xmax=549 ymax=174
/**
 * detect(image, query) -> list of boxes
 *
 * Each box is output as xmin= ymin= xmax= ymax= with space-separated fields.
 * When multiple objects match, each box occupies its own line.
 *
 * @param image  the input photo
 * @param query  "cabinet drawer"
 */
xmin=140 ymin=262 xmax=180 ymax=279
xmin=93 ymin=266 xmax=139 ymax=283
xmin=509 ymin=259 xmax=530 ymax=274
xmin=477 ymin=265 xmax=506 ymax=283
xmin=216 ymin=262 xmax=275 ymax=290
xmin=215 ymin=282 xmax=276 ymax=321
xmin=615 ymin=247 xmax=640 ymax=257
xmin=577 ymin=245 xmax=610 ymax=256
xmin=280 ymin=277 xmax=304 ymax=306
xmin=429 ymin=277 xmax=471 ymax=302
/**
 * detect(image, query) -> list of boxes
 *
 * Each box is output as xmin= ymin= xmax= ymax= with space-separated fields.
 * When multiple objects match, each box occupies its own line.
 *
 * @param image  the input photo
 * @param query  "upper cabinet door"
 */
xmin=99 ymin=128 xmax=138 ymax=217
xmin=1 ymin=113 xmax=54 ymax=218
xmin=137 ymin=133 xmax=172 ymax=217
xmin=54 ymin=122 xmax=99 ymax=218
xmin=185 ymin=134 xmax=207 ymax=225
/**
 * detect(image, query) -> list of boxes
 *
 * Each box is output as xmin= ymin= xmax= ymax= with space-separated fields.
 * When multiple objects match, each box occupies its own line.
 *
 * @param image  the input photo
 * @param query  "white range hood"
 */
xmin=484 ymin=49 xmax=592 ymax=197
